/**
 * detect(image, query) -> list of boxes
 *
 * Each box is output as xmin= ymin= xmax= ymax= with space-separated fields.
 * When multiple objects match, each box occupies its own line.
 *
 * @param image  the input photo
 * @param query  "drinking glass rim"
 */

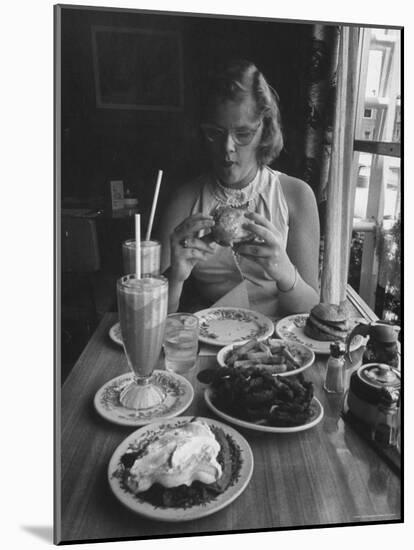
xmin=123 ymin=239 xmax=161 ymax=249
xmin=166 ymin=312 xmax=199 ymax=327
xmin=117 ymin=273 xmax=168 ymax=289
xmin=167 ymin=312 xmax=199 ymax=319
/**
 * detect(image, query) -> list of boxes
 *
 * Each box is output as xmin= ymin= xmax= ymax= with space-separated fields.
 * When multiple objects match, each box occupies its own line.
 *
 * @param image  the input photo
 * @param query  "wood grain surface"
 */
xmin=57 ymin=313 xmax=401 ymax=544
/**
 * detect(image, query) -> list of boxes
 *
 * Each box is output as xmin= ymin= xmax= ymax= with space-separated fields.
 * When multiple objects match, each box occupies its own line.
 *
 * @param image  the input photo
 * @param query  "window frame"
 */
xmin=351 ymin=27 xmax=401 ymax=311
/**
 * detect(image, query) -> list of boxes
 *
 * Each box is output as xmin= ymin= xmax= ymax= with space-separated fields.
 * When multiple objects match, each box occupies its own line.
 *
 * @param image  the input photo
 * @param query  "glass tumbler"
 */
xmin=163 ymin=313 xmax=199 ymax=375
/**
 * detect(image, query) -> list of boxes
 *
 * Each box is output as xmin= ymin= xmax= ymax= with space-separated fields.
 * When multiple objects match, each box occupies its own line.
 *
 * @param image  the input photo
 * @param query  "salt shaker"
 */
xmin=324 ymin=342 xmax=345 ymax=394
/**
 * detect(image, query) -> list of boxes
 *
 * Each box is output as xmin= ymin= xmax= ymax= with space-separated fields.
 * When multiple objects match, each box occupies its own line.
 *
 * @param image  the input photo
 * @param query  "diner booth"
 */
xmin=56 ymin=5 xmax=401 ymax=545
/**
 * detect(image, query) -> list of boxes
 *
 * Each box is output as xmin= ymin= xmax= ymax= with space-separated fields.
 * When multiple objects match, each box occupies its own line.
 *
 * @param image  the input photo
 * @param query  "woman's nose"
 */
xmin=224 ymin=132 xmax=236 ymax=153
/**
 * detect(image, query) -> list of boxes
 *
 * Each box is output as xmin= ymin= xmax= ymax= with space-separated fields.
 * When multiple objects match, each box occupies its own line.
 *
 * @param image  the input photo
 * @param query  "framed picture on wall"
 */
xmin=92 ymin=25 xmax=184 ymax=110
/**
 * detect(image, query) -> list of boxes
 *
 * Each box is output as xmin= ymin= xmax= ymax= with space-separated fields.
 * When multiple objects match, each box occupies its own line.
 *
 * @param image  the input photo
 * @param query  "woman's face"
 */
xmin=206 ymin=95 xmax=263 ymax=188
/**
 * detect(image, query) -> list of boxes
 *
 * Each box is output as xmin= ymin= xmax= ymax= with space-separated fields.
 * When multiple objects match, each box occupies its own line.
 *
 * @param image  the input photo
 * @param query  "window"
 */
xmin=349 ymin=27 xmax=401 ymax=322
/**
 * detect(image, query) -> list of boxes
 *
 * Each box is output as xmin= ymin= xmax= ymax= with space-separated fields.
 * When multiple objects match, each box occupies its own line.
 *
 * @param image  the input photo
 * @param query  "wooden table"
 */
xmin=57 ymin=312 xmax=401 ymax=544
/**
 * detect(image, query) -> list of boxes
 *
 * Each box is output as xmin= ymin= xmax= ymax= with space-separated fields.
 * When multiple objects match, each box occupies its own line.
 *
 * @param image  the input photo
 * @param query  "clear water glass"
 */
xmin=163 ymin=313 xmax=199 ymax=375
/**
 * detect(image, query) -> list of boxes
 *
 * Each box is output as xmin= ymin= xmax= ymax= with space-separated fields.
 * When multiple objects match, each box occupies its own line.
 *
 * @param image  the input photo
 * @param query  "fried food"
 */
xmin=223 ymin=338 xmax=302 ymax=374
xmin=210 ymin=365 xmax=314 ymax=427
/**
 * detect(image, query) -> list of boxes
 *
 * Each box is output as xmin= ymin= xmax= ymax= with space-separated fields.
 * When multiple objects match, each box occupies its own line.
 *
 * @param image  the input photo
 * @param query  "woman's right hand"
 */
xmin=169 ymin=213 xmax=216 ymax=282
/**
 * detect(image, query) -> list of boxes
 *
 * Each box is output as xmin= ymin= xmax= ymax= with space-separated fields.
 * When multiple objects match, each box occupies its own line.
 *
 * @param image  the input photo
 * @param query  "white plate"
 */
xmin=108 ymin=416 xmax=254 ymax=521
xmin=275 ymin=314 xmax=364 ymax=355
xmin=94 ymin=371 xmax=194 ymax=427
xmin=216 ymin=338 xmax=315 ymax=377
xmin=205 ymin=388 xmax=324 ymax=434
xmin=109 ymin=322 xmax=122 ymax=346
xmin=194 ymin=307 xmax=274 ymax=347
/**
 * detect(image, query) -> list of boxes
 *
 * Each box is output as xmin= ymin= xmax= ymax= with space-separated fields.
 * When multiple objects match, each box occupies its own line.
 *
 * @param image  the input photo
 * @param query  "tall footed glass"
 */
xmin=117 ymin=274 xmax=168 ymax=410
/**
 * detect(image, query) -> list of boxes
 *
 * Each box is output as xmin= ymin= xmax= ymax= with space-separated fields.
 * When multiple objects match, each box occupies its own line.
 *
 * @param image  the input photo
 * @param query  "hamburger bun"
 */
xmin=305 ymin=302 xmax=350 ymax=342
xmin=304 ymin=321 xmax=341 ymax=342
xmin=211 ymin=206 xmax=253 ymax=247
xmin=305 ymin=315 xmax=348 ymax=342
xmin=310 ymin=302 xmax=349 ymax=323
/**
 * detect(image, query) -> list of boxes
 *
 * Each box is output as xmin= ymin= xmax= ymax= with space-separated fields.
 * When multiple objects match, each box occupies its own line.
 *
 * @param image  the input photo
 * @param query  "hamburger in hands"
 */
xmin=211 ymin=206 xmax=254 ymax=247
xmin=304 ymin=302 xmax=350 ymax=342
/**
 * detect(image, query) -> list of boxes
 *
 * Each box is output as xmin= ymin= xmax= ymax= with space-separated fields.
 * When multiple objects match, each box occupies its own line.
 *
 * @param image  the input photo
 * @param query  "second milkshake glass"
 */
xmin=122 ymin=239 xmax=161 ymax=276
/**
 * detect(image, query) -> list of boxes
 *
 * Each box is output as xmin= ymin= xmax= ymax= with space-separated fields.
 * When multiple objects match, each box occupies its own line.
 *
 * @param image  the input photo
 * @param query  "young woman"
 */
xmin=160 ymin=59 xmax=320 ymax=317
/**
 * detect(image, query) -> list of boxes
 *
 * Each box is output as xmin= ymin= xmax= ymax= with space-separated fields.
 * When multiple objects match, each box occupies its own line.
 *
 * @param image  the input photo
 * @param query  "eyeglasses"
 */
xmin=201 ymin=120 xmax=263 ymax=146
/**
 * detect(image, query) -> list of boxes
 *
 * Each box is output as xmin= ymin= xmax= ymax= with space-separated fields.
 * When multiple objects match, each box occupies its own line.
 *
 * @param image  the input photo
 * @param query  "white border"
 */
xmin=2 ymin=1 xmax=410 ymax=549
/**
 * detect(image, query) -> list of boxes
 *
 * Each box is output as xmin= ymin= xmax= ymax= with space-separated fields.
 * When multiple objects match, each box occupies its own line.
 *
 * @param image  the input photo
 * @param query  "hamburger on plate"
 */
xmin=304 ymin=302 xmax=350 ymax=342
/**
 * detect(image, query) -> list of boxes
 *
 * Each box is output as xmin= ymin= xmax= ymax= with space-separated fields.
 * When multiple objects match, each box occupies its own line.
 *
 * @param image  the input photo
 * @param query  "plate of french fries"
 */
xmin=216 ymin=337 xmax=315 ymax=377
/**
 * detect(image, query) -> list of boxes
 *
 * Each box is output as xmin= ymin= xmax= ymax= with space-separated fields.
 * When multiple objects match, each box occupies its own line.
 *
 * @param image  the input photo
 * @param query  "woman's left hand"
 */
xmin=234 ymin=211 xmax=296 ymax=289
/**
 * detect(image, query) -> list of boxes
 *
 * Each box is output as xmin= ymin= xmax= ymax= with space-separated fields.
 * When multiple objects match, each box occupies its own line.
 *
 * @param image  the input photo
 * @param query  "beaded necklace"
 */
xmin=210 ymin=173 xmax=262 ymax=287
xmin=211 ymin=172 xmax=259 ymax=209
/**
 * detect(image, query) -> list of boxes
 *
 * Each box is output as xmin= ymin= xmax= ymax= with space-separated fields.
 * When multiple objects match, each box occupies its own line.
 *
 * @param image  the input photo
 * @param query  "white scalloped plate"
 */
xmin=205 ymin=388 xmax=324 ymax=434
xmin=275 ymin=314 xmax=364 ymax=355
xmin=94 ymin=371 xmax=194 ymax=427
xmin=216 ymin=338 xmax=315 ymax=377
xmin=108 ymin=416 xmax=254 ymax=521
xmin=194 ymin=307 xmax=274 ymax=347
xmin=109 ymin=322 xmax=122 ymax=346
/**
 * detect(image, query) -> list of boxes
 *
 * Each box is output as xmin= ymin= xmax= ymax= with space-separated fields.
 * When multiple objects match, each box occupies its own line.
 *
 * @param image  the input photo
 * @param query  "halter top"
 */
xmin=189 ymin=166 xmax=290 ymax=317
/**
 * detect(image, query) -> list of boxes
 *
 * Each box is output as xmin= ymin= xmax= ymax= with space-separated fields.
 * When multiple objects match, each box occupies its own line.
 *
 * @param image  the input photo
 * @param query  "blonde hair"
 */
xmin=202 ymin=59 xmax=284 ymax=165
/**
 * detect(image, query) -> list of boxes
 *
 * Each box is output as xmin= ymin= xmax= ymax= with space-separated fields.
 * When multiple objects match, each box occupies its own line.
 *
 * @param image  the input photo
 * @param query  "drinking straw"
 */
xmin=135 ymin=214 xmax=141 ymax=278
xmin=145 ymin=169 xmax=163 ymax=241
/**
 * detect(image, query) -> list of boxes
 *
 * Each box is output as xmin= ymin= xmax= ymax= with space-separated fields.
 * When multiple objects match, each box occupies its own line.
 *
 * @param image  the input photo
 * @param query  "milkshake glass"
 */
xmin=122 ymin=239 xmax=161 ymax=276
xmin=117 ymin=274 xmax=168 ymax=410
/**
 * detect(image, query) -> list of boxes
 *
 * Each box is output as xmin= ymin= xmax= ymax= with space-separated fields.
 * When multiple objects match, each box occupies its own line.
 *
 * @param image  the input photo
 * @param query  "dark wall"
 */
xmin=60 ymin=7 xmax=315 ymax=218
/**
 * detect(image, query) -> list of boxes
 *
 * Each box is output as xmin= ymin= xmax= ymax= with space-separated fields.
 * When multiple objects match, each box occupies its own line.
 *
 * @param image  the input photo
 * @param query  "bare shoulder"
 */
xmin=278 ymin=173 xmax=317 ymax=219
xmin=161 ymin=177 xmax=203 ymax=223
xmin=165 ymin=177 xmax=203 ymax=214
xmin=277 ymin=173 xmax=320 ymax=290
xmin=279 ymin=173 xmax=316 ymax=203
xmin=159 ymin=174 xmax=206 ymax=238
xmin=159 ymin=175 xmax=205 ymax=271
